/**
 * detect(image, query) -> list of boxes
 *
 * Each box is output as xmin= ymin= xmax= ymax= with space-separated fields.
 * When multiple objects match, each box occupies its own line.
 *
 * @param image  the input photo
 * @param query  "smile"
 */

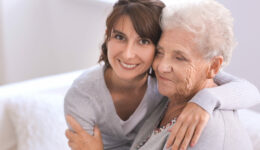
xmin=158 ymin=74 xmax=174 ymax=83
xmin=159 ymin=75 xmax=170 ymax=81
xmin=119 ymin=60 xmax=138 ymax=70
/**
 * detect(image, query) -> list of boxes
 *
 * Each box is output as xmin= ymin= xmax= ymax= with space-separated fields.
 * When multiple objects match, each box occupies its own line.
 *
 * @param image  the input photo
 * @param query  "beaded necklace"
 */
xmin=136 ymin=101 xmax=178 ymax=149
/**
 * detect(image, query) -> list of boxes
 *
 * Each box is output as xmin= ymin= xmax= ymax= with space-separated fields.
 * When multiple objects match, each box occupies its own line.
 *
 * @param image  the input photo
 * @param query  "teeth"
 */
xmin=120 ymin=61 xmax=137 ymax=68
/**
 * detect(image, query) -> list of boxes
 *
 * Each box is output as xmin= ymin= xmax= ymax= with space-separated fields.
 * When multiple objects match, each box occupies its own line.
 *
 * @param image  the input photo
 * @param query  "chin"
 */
xmin=116 ymin=70 xmax=141 ymax=81
xmin=158 ymin=86 xmax=174 ymax=97
xmin=117 ymin=73 xmax=136 ymax=80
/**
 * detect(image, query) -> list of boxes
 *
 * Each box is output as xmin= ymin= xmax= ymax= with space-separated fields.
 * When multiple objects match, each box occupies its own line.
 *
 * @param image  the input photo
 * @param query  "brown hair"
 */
xmin=98 ymin=0 xmax=165 ymax=68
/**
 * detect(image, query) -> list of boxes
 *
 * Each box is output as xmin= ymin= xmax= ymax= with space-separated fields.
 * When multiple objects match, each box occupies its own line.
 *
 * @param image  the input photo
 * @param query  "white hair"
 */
xmin=161 ymin=0 xmax=237 ymax=67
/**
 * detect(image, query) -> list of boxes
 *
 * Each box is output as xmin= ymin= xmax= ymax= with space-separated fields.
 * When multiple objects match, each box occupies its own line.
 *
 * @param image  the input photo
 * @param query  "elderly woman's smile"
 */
xmin=153 ymin=28 xmax=217 ymax=100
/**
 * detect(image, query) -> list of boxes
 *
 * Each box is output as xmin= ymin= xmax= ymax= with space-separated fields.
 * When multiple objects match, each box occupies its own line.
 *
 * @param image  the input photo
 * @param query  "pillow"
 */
xmin=238 ymin=109 xmax=260 ymax=150
xmin=7 ymin=93 xmax=70 ymax=150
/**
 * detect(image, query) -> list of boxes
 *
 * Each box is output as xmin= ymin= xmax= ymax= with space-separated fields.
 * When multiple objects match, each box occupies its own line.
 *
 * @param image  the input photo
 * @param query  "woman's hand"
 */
xmin=166 ymin=102 xmax=210 ymax=150
xmin=65 ymin=115 xmax=104 ymax=150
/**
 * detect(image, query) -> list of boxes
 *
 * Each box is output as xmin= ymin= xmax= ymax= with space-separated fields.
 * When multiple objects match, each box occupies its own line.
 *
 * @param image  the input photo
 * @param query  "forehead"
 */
xmin=158 ymin=28 xmax=200 ymax=55
xmin=160 ymin=28 xmax=194 ymax=47
xmin=113 ymin=16 xmax=136 ymax=34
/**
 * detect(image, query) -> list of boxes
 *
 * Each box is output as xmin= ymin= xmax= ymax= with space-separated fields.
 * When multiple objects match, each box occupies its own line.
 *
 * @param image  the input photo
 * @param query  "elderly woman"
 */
xmin=130 ymin=0 xmax=254 ymax=150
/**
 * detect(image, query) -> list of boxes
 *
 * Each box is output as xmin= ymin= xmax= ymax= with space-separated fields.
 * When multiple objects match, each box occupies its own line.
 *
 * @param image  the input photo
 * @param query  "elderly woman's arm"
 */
xmin=190 ymin=71 xmax=260 ymax=114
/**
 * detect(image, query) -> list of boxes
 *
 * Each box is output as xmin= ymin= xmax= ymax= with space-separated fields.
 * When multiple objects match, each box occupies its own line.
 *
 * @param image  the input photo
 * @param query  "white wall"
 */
xmin=216 ymin=0 xmax=260 ymax=89
xmin=1 ymin=0 xmax=112 ymax=85
xmin=1 ymin=0 xmax=260 ymax=90
xmin=0 ymin=0 xmax=5 ymax=84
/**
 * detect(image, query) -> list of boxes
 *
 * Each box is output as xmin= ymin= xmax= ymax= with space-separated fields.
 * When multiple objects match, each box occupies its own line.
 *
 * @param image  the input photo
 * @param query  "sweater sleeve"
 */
xmin=189 ymin=71 xmax=260 ymax=114
xmin=64 ymin=85 xmax=97 ymax=135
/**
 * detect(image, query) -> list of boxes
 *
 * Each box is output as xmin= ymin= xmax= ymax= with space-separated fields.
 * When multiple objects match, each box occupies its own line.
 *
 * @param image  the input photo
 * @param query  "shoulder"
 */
xmin=189 ymin=110 xmax=252 ymax=150
xmin=68 ymin=64 xmax=107 ymax=97
xmin=187 ymin=110 xmax=226 ymax=150
xmin=64 ymin=64 xmax=107 ymax=108
xmin=73 ymin=64 xmax=105 ymax=90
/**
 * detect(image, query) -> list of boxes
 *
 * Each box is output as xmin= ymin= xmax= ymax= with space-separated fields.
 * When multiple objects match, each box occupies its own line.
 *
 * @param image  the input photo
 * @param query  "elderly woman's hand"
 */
xmin=166 ymin=102 xmax=210 ymax=150
xmin=65 ymin=115 xmax=104 ymax=150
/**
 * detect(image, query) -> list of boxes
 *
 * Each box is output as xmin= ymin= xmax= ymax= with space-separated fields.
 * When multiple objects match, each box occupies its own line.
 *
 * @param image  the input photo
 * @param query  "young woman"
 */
xmin=64 ymin=0 xmax=260 ymax=150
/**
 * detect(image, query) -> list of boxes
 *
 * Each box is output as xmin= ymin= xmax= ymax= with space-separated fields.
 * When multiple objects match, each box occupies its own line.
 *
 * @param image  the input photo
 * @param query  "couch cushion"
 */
xmin=0 ymin=97 xmax=17 ymax=150
xmin=7 ymin=94 xmax=70 ymax=150
xmin=0 ymin=70 xmax=83 ymax=150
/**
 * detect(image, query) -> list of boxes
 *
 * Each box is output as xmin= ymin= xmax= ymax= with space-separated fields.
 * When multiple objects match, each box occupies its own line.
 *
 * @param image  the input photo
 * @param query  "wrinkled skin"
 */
xmin=153 ymin=27 xmax=221 ymax=150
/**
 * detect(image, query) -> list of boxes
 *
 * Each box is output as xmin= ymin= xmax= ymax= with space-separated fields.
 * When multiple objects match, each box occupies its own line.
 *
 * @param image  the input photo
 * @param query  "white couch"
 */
xmin=0 ymin=70 xmax=260 ymax=150
xmin=0 ymin=70 xmax=83 ymax=150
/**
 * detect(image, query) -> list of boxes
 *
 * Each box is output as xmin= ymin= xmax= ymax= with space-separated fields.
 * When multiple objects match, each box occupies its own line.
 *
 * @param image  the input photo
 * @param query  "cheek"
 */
xmin=140 ymin=47 xmax=155 ymax=65
xmin=152 ymin=56 xmax=159 ymax=70
xmin=107 ymin=41 xmax=121 ymax=59
xmin=106 ymin=41 xmax=113 ymax=57
xmin=175 ymin=64 xmax=196 ymax=96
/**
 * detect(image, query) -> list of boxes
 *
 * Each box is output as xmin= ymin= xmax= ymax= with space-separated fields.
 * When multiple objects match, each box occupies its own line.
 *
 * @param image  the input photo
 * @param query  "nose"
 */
xmin=123 ymin=41 xmax=136 ymax=60
xmin=158 ymin=57 xmax=173 ymax=73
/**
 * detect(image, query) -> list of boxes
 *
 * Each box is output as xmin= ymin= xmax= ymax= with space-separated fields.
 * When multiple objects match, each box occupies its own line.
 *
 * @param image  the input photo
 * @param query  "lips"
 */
xmin=118 ymin=60 xmax=139 ymax=70
xmin=158 ymin=74 xmax=173 ymax=82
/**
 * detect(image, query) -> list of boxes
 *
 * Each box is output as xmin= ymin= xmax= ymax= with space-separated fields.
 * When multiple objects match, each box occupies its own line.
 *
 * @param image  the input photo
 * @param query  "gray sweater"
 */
xmin=64 ymin=64 xmax=260 ymax=150
xmin=130 ymin=98 xmax=253 ymax=150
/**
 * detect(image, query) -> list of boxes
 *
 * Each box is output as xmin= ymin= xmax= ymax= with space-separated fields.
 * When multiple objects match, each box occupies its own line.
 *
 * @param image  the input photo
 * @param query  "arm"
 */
xmin=166 ymin=71 xmax=260 ymax=150
xmin=65 ymin=115 xmax=103 ymax=150
xmin=190 ymin=71 xmax=260 ymax=114
xmin=64 ymin=85 xmax=97 ymax=135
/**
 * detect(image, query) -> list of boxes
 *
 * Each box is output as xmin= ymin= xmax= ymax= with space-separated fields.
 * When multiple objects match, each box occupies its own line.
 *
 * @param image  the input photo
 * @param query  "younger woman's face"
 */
xmin=107 ymin=15 xmax=156 ymax=81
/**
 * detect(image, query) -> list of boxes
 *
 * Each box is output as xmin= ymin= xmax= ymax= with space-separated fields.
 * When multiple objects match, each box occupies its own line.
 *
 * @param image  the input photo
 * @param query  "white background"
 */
xmin=0 ymin=0 xmax=259 ymax=90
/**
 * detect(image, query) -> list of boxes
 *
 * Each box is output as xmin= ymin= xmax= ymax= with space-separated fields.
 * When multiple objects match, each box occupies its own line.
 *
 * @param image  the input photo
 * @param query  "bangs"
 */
xmin=127 ymin=4 xmax=161 ymax=44
xmin=106 ymin=3 xmax=162 ymax=45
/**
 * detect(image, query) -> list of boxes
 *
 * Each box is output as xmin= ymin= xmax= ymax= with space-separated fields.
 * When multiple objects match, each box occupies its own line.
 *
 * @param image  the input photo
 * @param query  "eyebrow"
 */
xmin=112 ymin=29 xmax=149 ymax=40
xmin=174 ymin=50 xmax=188 ymax=57
xmin=157 ymin=45 xmax=189 ymax=57
xmin=112 ymin=29 xmax=126 ymax=36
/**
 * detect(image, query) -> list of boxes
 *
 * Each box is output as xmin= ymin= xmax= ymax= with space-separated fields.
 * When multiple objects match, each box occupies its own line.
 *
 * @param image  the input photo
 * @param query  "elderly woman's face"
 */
xmin=153 ymin=28 xmax=211 ymax=99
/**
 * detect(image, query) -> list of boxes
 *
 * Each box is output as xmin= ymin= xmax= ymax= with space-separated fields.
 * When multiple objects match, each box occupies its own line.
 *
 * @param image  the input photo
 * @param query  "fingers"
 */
xmin=166 ymin=121 xmax=181 ymax=148
xmin=65 ymin=129 xmax=77 ymax=141
xmin=66 ymin=115 xmax=85 ymax=133
xmin=68 ymin=140 xmax=76 ymax=149
xmin=179 ymin=124 xmax=196 ymax=150
xmin=66 ymin=129 xmax=81 ymax=150
xmin=190 ymin=119 xmax=208 ymax=147
xmin=94 ymin=125 xmax=102 ymax=139
xmin=166 ymin=102 xmax=210 ymax=150
xmin=171 ymin=122 xmax=188 ymax=150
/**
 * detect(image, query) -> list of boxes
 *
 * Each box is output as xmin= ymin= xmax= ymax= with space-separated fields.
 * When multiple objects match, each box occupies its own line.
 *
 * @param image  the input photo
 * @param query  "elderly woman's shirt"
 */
xmin=130 ymin=97 xmax=253 ymax=150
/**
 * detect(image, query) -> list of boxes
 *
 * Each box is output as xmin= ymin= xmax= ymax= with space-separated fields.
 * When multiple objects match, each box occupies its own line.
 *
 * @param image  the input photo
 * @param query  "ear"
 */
xmin=207 ymin=56 xmax=223 ymax=79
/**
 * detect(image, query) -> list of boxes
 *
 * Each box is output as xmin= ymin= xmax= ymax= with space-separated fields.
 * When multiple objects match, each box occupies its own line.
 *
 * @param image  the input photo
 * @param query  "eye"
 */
xmin=176 ymin=56 xmax=186 ymax=61
xmin=155 ymin=50 xmax=164 ymax=56
xmin=114 ymin=34 xmax=125 ymax=41
xmin=139 ymin=39 xmax=151 ymax=45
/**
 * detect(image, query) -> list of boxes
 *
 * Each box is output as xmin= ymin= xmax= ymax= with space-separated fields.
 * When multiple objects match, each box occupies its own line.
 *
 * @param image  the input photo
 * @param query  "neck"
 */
xmin=105 ymin=67 xmax=148 ymax=92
